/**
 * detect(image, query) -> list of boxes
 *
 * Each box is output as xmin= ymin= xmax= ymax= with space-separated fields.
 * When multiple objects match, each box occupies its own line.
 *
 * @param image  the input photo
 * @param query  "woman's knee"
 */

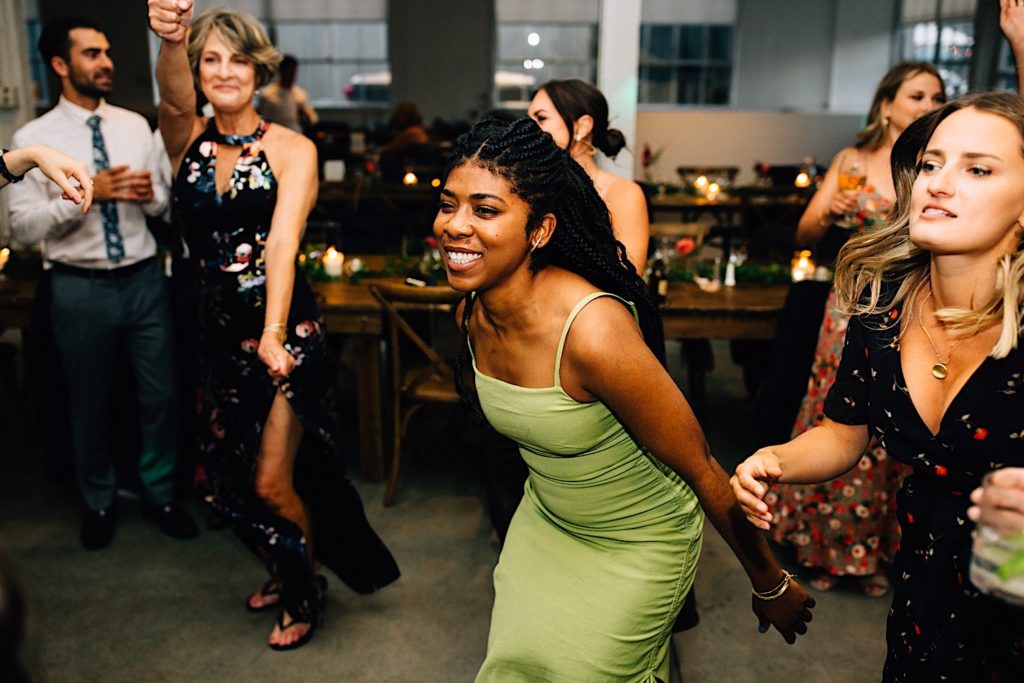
xmin=254 ymin=471 xmax=291 ymax=507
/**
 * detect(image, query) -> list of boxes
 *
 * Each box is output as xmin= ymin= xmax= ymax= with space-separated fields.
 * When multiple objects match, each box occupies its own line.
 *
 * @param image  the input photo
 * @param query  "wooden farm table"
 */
xmin=661 ymin=280 xmax=789 ymax=339
xmin=0 ymin=273 xmax=789 ymax=482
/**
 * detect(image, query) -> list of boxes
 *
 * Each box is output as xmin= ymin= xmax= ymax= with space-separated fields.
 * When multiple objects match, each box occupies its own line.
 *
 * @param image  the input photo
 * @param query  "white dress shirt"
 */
xmin=7 ymin=96 xmax=169 ymax=268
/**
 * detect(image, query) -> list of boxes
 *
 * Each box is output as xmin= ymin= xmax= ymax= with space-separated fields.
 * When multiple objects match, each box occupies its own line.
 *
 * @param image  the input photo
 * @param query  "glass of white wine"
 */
xmin=835 ymin=151 xmax=866 ymax=229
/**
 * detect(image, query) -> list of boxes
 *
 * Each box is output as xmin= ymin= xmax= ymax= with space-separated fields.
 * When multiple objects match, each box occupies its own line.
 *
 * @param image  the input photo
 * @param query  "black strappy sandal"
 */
xmin=245 ymin=578 xmax=282 ymax=613
xmin=246 ymin=575 xmax=327 ymax=613
xmin=268 ymin=592 xmax=323 ymax=651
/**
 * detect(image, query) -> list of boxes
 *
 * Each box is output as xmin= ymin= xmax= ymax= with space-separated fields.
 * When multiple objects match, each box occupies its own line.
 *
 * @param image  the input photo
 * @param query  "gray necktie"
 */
xmin=87 ymin=115 xmax=125 ymax=264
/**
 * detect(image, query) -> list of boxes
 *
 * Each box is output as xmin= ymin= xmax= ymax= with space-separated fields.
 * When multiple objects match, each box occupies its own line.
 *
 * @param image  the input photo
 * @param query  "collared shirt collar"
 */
xmin=57 ymin=94 xmax=110 ymax=126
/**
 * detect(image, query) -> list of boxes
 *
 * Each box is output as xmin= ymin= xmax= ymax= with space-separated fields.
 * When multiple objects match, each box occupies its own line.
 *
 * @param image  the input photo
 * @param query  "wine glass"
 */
xmin=835 ymin=151 xmax=866 ymax=229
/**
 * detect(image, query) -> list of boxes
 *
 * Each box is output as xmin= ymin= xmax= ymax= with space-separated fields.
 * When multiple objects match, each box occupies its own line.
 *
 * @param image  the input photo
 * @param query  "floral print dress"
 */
xmin=174 ymin=119 xmax=399 ymax=618
xmin=772 ymin=196 xmax=903 ymax=580
xmin=771 ymin=289 xmax=907 ymax=577
xmin=824 ymin=297 xmax=1023 ymax=681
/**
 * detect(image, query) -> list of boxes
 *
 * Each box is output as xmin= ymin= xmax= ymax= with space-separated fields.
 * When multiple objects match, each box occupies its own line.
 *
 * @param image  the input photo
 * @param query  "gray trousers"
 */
xmin=51 ymin=260 xmax=177 ymax=511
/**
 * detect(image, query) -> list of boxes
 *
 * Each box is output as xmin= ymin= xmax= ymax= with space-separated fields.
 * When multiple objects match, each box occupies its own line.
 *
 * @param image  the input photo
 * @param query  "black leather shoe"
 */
xmin=143 ymin=502 xmax=199 ymax=540
xmin=81 ymin=507 xmax=116 ymax=550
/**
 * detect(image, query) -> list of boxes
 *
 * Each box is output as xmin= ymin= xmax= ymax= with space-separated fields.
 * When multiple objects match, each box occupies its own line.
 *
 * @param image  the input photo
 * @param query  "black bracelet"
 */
xmin=0 ymin=149 xmax=26 ymax=184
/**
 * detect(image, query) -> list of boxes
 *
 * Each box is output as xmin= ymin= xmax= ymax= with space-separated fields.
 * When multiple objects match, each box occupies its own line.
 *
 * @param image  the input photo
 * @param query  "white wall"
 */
xmin=829 ymin=0 xmax=898 ymax=112
xmin=635 ymin=110 xmax=863 ymax=185
xmin=735 ymin=0 xmax=836 ymax=111
xmin=387 ymin=0 xmax=494 ymax=122
xmin=597 ymin=0 xmax=640 ymax=178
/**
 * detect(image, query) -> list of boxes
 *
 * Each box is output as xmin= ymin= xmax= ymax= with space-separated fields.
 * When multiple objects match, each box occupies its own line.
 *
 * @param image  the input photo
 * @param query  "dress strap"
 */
xmin=553 ymin=292 xmax=635 ymax=387
xmin=204 ymin=118 xmax=270 ymax=146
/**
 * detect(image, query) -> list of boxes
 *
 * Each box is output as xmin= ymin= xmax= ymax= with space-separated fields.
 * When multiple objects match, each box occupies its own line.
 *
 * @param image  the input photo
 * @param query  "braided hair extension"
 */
xmin=445 ymin=117 xmax=665 ymax=399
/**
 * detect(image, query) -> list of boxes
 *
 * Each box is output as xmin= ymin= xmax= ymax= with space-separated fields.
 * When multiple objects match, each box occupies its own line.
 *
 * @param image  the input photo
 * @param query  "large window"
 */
xmin=274 ymin=20 xmax=388 ymax=106
xmin=898 ymin=0 xmax=978 ymax=97
xmin=495 ymin=23 xmax=598 ymax=107
xmin=638 ymin=24 xmax=733 ymax=105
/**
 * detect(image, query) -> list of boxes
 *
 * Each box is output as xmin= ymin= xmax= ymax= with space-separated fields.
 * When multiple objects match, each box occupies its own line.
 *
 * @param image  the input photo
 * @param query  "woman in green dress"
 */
xmin=435 ymin=118 xmax=815 ymax=681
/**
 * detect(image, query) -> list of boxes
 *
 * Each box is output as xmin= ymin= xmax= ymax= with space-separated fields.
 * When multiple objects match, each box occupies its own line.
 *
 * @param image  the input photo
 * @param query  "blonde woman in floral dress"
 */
xmin=149 ymin=1 xmax=398 ymax=651
xmin=772 ymin=62 xmax=945 ymax=597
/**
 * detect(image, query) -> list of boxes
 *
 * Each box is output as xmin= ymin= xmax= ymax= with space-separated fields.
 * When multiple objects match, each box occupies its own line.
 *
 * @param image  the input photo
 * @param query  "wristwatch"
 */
xmin=0 ymin=149 xmax=26 ymax=184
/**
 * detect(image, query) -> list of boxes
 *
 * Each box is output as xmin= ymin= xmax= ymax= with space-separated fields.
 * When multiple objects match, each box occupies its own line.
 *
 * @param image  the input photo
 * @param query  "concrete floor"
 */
xmin=0 ymin=340 xmax=890 ymax=682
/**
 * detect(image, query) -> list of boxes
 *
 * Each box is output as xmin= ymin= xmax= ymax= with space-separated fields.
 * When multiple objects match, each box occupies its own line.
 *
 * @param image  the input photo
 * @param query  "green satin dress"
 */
xmin=472 ymin=292 xmax=705 ymax=682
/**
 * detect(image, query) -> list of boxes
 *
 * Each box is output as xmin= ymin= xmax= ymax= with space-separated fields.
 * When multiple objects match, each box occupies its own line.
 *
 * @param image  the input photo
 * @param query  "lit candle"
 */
xmin=323 ymin=246 xmax=344 ymax=278
xmin=794 ymin=171 xmax=811 ymax=188
xmin=0 ymin=247 xmax=9 ymax=274
xmin=790 ymin=249 xmax=815 ymax=282
xmin=694 ymin=175 xmax=709 ymax=191
xmin=402 ymin=171 xmax=418 ymax=185
xmin=706 ymin=182 xmax=720 ymax=201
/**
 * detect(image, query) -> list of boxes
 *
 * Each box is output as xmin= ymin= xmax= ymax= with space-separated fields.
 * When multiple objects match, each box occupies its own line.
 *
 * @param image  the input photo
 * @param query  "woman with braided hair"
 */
xmin=437 ymin=117 xmax=814 ymax=681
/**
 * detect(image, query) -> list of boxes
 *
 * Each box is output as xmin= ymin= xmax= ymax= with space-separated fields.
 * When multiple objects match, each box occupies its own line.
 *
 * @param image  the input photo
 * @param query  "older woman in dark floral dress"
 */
xmin=149 ymin=1 xmax=398 ymax=651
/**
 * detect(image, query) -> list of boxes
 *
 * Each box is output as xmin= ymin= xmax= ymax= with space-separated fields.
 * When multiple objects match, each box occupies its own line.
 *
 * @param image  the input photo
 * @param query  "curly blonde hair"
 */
xmin=187 ymin=8 xmax=282 ymax=88
xmin=835 ymin=91 xmax=1024 ymax=359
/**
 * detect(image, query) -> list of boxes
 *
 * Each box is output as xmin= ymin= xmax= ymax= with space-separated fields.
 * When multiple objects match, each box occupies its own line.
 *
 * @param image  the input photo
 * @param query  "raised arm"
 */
xmin=257 ymin=133 xmax=319 ymax=379
xmin=566 ymin=299 xmax=815 ymax=643
xmin=149 ymin=0 xmax=202 ymax=170
xmin=1002 ymin=0 xmax=1024 ymax=93
xmin=796 ymin=148 xmax=859 ymax=247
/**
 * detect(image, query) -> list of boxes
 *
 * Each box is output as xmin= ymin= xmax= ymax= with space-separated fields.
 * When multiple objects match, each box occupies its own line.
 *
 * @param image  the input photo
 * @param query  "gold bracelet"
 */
xmin=263 ymin=323 xmax=287 ymax=338
xmin=752 ymin=570 xmax=795 ymax=601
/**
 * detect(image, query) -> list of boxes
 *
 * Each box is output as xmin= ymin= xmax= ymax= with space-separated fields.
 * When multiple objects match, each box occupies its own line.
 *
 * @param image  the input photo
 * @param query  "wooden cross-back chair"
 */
xmin=369 ymin=283 xmax=465 ymax=506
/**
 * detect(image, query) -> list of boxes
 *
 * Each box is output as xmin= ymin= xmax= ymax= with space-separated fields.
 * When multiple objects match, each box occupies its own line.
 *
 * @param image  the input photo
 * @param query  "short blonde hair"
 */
xmin=188 ymin=8 xmax=281 ymax=88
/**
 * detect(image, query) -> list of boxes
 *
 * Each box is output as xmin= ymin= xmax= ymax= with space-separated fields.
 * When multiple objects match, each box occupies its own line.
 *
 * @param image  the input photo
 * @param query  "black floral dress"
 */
xmin=824 ymin=294 xmax=1024 ymax=681
xmin=174 ymin=119 xmax=399 ymax=618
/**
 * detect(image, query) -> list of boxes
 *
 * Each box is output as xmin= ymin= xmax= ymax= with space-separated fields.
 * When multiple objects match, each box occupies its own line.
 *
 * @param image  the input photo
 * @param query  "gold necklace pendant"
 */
xmin=931 ymin=362 xmax=949 ymax=380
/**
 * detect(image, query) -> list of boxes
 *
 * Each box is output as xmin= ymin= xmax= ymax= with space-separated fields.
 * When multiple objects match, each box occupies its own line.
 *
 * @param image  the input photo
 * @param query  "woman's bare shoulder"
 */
xmin=262 ymin=125 xmax=316 ymax=171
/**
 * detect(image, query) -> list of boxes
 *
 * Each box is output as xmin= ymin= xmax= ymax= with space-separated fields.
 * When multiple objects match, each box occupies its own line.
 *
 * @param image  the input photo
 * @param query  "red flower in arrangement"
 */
xmin=906 ymin=513 xmax=915 ymax=524
xmin=914 ymin=623 xmax=922 ymax=636
xmin=425 ymin=235 xmax=438 ymax=249
xmin=935 ymin=465 xmax=948 ymax=477
xmin=641 ymin=143 xmax=652 ymax=168
xmin=973 ymin=428 xmax=988 ymax=441
xmin=675 ymin=237 xmax=696 ymax=256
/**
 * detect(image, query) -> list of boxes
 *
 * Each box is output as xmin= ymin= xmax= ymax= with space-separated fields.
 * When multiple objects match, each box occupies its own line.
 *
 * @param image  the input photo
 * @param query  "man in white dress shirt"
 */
xmin=7 ymin=17 xmax=197 ymax=550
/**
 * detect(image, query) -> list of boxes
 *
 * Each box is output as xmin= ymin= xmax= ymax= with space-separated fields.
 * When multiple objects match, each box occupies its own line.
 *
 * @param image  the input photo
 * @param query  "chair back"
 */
xmin=369 ymin=283 xmax=464 ymax=400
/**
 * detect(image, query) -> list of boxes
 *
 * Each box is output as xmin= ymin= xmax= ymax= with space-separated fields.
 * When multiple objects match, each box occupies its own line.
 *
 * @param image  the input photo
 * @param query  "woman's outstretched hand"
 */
xmin=730 ymin=449 xmax=783 ymax=530
xmin=25 ymin=146 xmax=93 ymax=212
xmin=148 ymin=0 xmax=193 ymax=43
xmin=751 ymin=578 xmax=815 ymax=645
xmin=259 ymin=333 xmax=297 ymax=380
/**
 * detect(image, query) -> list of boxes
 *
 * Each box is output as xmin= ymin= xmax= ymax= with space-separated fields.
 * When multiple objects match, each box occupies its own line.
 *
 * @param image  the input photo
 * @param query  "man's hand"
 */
xmin=92 ymin=166 xmax=155 ymax=203
xmin=149 ymin=0 xmax=193 ymax=44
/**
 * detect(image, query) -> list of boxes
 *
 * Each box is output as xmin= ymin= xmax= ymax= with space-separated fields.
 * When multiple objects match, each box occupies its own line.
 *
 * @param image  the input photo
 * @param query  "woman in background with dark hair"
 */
xmin=437 ymin=117 xmax=813 ymax=681
xmin=528 ymin=78 xmax=649 ymax=274
xmin=257 ymin=55 xmax=319 ymax=133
